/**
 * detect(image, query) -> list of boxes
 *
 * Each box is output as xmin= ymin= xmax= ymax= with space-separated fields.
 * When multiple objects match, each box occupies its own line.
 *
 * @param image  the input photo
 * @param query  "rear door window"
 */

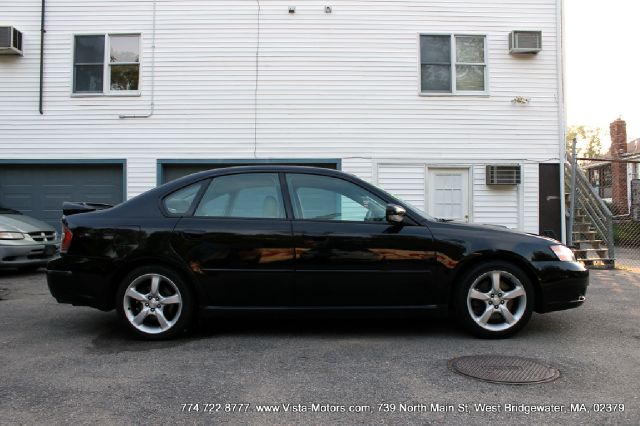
xmin=194 ymin=173 xmax=286 ymax=219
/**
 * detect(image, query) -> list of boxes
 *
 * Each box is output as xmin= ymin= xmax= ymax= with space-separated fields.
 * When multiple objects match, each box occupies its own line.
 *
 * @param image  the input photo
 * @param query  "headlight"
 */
xmin=550 ymin=244 xmax=576 ymax=262
xmin=0 ymin=232 xmax=25 ymax=240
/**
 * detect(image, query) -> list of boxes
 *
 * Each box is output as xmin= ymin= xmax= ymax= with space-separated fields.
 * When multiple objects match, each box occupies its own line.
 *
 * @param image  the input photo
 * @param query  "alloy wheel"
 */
xmin=466 ymin=270 xmax=527 ymax=332
xmin=123 ymin=273 xmax=183 ymax=335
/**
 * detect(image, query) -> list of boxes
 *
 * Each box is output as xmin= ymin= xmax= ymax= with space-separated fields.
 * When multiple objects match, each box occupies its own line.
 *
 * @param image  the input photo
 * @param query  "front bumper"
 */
xmin=46 ymin=256 xmax=116 ymax=311
xmin=532 ymin=260 xmax=589 ymax=313
xmin=0 ymin=243 xmax=59 ymax=268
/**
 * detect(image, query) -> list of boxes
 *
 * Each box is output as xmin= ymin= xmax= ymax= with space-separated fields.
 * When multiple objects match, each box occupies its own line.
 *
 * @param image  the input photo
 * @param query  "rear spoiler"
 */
xmin=62 ymin=201 xmax=113 ymax=216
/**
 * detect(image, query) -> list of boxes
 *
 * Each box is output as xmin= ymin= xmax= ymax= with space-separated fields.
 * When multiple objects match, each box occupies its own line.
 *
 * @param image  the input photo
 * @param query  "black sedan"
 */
xmin=47 ymin=166 xmax=588 ymax=339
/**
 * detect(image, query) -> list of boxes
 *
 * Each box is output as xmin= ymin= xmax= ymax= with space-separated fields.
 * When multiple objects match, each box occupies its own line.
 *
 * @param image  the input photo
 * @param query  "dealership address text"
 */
xmin=181 ymin=402 xmax=624 ymax=415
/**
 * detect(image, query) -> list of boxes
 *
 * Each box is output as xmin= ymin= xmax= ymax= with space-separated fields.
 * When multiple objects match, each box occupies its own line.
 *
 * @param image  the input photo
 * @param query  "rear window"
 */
xmin=163 ymin=182 xmax=203 ymax=215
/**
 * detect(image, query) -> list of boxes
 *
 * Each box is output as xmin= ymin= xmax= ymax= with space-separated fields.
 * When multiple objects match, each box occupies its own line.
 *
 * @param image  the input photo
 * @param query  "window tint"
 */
xmin=163 ymin=182 xmax=203 ymax=215
xmin=286 ymin=174 xmax=386 ymax=222
xmin=195 ymin=173 xmax=285 ymax=219
xmin=197 ymin=193 xmax=229 ymax=217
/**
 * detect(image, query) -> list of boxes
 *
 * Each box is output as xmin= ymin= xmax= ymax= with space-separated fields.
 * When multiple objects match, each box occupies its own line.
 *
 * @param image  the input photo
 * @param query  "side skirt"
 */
xmin=199 ymin=304 xmax=449 ymax=319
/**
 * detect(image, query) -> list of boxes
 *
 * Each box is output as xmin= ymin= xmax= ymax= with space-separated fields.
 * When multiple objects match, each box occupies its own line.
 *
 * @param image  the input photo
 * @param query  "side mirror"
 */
xmin=386 ymin=204 xmax=406 ymax=224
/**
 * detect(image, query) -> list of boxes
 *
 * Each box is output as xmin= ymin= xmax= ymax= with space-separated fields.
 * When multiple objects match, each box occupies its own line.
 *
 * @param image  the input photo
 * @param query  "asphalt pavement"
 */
xmin=0 ymin=268 xmax=639 ymax=425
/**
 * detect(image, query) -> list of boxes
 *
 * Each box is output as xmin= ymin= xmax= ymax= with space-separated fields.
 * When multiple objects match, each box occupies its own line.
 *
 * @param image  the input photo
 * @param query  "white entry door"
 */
xmin=428 ymin=168 xmax=470 ymax=222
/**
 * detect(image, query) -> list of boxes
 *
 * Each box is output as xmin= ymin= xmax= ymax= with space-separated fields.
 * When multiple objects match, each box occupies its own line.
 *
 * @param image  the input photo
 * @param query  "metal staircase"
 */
xmin=565 ymin=153 xmax=615 ymax=269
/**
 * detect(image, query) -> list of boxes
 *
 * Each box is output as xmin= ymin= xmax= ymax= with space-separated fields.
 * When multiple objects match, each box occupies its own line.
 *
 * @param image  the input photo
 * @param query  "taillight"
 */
xmin=60 ymin=223 xmax=73 ymax=254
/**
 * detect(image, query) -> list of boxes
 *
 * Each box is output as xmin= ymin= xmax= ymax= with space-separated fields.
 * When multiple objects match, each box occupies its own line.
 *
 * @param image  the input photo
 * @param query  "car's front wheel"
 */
xmin=455 ymin=261 xmax=534 ymax=338
xmin=116 ymin=265 xmax=194 ymax=340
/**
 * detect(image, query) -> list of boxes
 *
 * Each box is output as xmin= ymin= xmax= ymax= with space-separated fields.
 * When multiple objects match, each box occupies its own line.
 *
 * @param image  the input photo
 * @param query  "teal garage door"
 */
xmin=0 ymin=163 xmax=124 ymax=231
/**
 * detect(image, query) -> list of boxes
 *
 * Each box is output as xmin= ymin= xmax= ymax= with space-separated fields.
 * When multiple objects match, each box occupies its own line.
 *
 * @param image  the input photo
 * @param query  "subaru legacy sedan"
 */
xmin=47 ymin=166 xmax=587 ymax=339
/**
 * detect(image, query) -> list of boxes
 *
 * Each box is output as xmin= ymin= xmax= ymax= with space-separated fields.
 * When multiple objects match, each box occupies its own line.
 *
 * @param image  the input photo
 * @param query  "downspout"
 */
xmin=119 ymin=0 xmax=156 ymax=119
xmin=39 ymin=0 xmax=45 ymax=114
xmin=557 ymin=0 xmax=567 ymax=244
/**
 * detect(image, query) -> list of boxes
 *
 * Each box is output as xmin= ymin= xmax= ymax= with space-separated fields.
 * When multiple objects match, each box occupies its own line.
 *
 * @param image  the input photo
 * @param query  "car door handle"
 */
xmin=182 ymin=229 xmax=206 ymax=239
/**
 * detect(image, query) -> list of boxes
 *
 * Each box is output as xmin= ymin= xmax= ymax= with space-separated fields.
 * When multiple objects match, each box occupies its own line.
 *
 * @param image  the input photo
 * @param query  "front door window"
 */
xmin=285 ymin=173 xmax=386 ymax=222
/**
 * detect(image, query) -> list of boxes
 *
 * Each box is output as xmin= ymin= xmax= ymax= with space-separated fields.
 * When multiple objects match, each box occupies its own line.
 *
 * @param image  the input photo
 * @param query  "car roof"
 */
xmin=203 ymin=165 xmax=345 ymax=176
xmin=168 ymin=165 xmax=351 ymax=186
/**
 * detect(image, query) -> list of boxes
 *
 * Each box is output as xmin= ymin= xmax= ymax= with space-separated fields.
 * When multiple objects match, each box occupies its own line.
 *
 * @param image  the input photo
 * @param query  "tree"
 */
xmin=566 ymin=125 xmax=603 ymax=159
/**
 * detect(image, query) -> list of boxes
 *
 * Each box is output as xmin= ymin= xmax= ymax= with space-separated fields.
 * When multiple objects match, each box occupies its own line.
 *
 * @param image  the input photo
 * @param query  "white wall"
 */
xmin=0 ymin=0 xmax=561 ymax=233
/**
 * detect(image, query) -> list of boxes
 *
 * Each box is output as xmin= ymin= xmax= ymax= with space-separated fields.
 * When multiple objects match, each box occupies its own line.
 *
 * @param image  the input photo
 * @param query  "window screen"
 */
xmin=73 ymin=34 xmax=141 ymax=94
xmin=420 ymin=35 xmax=451 ymax=92
xmin=420 ymin=34 xmax=486 ymax=93
xmin=73 ymin=35 xmax=105 ymax=93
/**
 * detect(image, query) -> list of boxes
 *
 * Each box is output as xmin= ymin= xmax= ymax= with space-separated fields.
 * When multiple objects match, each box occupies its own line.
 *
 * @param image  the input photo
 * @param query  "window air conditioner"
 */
xmin=0 ymin=26 xmax=23 ymax=55
xmin=509 ymin=31 xmax=541 ymax=54
xmin=486 ymin=165 xmax=521 ymax=185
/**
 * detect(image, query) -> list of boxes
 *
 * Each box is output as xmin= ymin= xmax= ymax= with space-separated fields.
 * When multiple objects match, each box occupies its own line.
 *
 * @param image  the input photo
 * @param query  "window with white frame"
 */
xmin=73 ymin=34 xmax=140 ymax=94
xmin=420 ymin=34 xmax=486 ymax=94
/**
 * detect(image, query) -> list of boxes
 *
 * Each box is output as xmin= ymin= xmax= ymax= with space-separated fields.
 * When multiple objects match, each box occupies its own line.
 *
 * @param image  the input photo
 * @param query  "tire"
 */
xmin=115 ymin=265 xmax=194 ymax=340
xmin=454 ymin=261 xmax=534 ymax=339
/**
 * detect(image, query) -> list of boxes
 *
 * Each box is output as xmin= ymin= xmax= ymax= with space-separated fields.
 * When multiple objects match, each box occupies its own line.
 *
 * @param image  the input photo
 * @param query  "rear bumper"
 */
xmin=532 ymin=261 xmax=589 ymax=313
xmin=0 ymin=243 xmax=59 ymax=268
xmin=46 ymin=256 xmax=115 ymax=311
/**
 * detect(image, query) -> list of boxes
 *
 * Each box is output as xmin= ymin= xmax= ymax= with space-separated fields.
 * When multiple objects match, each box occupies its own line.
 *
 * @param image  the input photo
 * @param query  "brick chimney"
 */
xmin=610 ymin=118 xmax=628 ymax=214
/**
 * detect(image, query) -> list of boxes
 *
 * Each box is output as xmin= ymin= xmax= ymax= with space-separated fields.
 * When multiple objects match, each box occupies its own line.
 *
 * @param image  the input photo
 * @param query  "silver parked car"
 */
xmin=0 ymin=204 xmax=60 ymax=271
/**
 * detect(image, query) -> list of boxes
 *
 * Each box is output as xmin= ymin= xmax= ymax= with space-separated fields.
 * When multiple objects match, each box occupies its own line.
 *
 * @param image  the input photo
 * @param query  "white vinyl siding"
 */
xmin=473 ymin=164 xmax=520 ymax=229
xmin=0 ymin=0 xmax=563 ymax=234
xmin=377 ymin=164 xmax=426 ymax=211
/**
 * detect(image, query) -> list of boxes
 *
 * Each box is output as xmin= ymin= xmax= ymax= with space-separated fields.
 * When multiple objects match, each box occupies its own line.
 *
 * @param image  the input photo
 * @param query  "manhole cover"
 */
xmin=449 ymin=355 xmax=560 ymax=384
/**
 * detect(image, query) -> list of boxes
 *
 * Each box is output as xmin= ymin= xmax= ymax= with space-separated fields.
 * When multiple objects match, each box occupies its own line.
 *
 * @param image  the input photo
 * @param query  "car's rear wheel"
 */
xmin=454 ymin=261 xmax=534 ymax=338
xmin=116 ymin=265 xmax=194 ymax=340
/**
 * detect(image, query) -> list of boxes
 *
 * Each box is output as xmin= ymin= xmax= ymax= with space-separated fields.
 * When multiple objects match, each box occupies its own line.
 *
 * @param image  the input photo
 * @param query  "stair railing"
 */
xmin=565 ymin=151 xmax=615 ymax=259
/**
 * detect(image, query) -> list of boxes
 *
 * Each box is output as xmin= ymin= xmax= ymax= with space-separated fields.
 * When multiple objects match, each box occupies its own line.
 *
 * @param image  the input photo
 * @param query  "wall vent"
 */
xmin=486 ymin=165 xmax=521 ymax=185
xmin=0 ymin=26 xmax=23 ymax=55
xmin=509 ymin=31 xmax=541 ymax=54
